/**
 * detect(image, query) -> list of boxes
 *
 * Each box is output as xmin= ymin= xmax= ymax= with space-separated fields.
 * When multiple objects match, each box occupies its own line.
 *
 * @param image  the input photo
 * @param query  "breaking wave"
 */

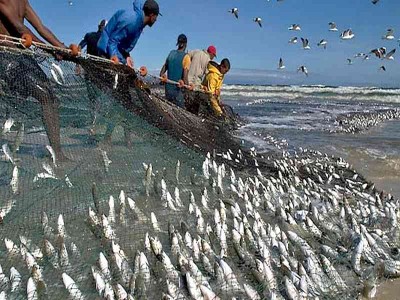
xmin=222 ymin=84 xmax=400 ymax=104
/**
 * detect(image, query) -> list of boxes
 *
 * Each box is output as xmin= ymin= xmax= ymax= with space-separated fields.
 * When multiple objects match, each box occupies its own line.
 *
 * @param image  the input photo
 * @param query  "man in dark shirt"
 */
xmin=78 ymin=19 xmax=106 ymax=56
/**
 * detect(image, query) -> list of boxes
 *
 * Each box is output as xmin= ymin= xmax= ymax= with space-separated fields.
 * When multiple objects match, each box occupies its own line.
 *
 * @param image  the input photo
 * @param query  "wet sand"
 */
xmin=376 ymin=279 xmax=400 ymax=300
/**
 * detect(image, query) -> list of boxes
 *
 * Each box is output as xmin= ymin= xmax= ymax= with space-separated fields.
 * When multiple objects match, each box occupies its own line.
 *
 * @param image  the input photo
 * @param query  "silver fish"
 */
xmin=46 ymin=145 xmax=57 ymax=167
xmin=27 ymin=277 xmax=37 ymax=300
xmin=175 ymin=160 xmax=180 ymax=183
xmin=62 ymin=273 xmax=84 ymax=299
xmin=2 ymin=143 xmax=14 ymax=164
xmin=10 ymin=166 xmax=18 ymax=194
xmin=2 ymin=118 xmax=14 ymax=134
xmin=13 ymin=123 xmax=24 ymax=153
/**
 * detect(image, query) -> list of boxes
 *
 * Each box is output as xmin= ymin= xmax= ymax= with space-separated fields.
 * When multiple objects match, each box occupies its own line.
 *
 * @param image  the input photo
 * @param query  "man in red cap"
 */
xmin=183 ymin=45 xmax=217 ymax=88
xmin=182 ymin=46 xmax=216 ymax=114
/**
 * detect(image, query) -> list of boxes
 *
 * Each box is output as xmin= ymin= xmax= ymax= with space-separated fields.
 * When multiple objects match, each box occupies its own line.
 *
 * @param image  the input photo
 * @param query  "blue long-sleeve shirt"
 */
xmin=97 ymin=0 xmax=145 ymax=64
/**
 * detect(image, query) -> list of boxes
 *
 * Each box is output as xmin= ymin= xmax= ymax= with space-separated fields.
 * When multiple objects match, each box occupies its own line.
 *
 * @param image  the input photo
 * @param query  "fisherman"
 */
xmin=183 ymin=46 xmax=217 ymax=114
xmin=79 ymin=19 xmax=107 ymax=56
xmin=201 ymin=58 xmax=231 ymax=118
xmin=97 ymin=0 xmax=161 ymax=68
xmin=0 ymin=0 xmax=67 ymax=160
xmin=159 ymin=34 xmax=188 ymax=107
xmin=184 ymin=46 xmax=217 ymax=87
xmin=77 ymin=19 xmax=107 ymax=142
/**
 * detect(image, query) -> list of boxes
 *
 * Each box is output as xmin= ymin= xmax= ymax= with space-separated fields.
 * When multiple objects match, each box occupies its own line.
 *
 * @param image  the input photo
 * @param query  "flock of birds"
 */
xmin=228 ymin=0 xmax=397 ymax=77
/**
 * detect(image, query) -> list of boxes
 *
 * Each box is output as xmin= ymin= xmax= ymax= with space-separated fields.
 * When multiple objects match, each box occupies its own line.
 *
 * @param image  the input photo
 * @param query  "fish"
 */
xmin=62 ymin=273 xmax=84 ymax=299
xmin=46 ymin=145 xmax=57 ymax=167
xmin=27 ymin=277 xmax=37 ymax=300
xmin=43 ymin=239 xmax=60 ymax=269
xmin=51 ymin=63 xmax=65 ymax=85
xmin=57 ymin=214 xmax=66 ymax=237
xmin=0 ymin=264 xmax=10 ymax=290
xmin=101 ymin=150 xmax=112 ymax=172
xmin=2 ymin=143 xmax=14 ymax=164
xmin=175 ymin=160 xmax=180 ymax=183
xmin=108 ymin=196 xmax=116 ymax=223
xmin=13 ymin=123 xmax=24 ymax=153
xmin=4 ymin=238 xmax=19 ymax=256
xmin=151 ymin=212 xmax=160 ymax=231
xmin=10 ymin=166 xmax=18 ymax=194
xmin=2 ymin=117 xmax=14 ymax=134
xmin=113 ymin=73 xmax=119 ymax=89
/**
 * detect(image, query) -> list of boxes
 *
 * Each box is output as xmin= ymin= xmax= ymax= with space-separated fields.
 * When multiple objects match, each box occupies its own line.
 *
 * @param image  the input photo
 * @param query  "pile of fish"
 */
xmin=332 ymin=109 xmax=400 ymax=134
xmin=1 ymin=141 xmax=400 ymax=300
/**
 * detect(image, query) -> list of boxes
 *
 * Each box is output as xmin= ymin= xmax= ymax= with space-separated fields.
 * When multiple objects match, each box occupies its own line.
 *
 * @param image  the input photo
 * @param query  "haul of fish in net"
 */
xmin=0 ymin=39 xmax=399 ymax=300
xmin=1 ymin=145 xmax=400 ymax=299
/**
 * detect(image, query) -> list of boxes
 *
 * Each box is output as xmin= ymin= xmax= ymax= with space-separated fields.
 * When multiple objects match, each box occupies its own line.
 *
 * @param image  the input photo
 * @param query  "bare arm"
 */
xmin=0 ymin=2 xmax=44 ymax=42
xmin=25 ymin=2 xmax=65 ymax=48
xmin=159 ymin=61 xmax=167 ymax=77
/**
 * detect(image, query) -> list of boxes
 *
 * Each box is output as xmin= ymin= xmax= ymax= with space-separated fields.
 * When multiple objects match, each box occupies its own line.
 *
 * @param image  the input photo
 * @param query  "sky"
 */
xmin=29 ymin=0 xmax=400 ymax=87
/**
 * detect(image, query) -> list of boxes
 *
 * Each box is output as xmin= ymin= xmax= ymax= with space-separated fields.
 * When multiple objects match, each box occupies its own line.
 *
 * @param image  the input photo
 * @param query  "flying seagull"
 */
xmin=384 ymin=48 xmax=396 ymax=60
xmin=340 ymin=29 xmax=355 ymax=40
xmin=354 ymin=52 xmax=366 ymax=58
xmin=379 ymin=65 xmax=386 ymax=71
xmin=254 ymin=17 xmax=262 ymax=27
xmin=297 ymin=66 xmax=308 ymax=76
xmin=382 ymin=29 xmax=395 ymax=40
xmin=328 ymin=22 xmax=338 ymax=32
xmin=372 ymin=0 xmax=380 ymax=4
xmin=301 ymin=38 xmax=311 ymax=50
xmin=278 ymin=58 xmax=285 ymax=70
xmin=347 ymin=59 xmax=353 ymax=65
xmin=229 ymin=8 xmax=239 ymax=19
xmin=289 ymin=24 xmax=301 ymax=31
xmin=317 ymin=39 xmax=328 ymax=49
xmin=370 ymin=47 xmax=386 ymax=59
xmin=288 ymin=37 xmax=298 ymax=44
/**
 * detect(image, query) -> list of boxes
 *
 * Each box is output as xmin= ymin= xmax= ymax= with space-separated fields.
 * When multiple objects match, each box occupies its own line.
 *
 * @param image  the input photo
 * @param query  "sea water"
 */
xmin=224 ymin=84 xmax=400 ymax=198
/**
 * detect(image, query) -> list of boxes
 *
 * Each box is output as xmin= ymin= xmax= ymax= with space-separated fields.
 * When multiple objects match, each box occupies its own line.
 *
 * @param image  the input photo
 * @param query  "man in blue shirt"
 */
xmin=97 ymin=0 xmax=160 ymax=68
xmin=159 ymin=34 xmax=188 ymax=107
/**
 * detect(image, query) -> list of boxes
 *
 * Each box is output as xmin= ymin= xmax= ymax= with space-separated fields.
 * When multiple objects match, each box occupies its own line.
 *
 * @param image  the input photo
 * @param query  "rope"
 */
xmin=0 ymin=34 xmax=209 ymax=94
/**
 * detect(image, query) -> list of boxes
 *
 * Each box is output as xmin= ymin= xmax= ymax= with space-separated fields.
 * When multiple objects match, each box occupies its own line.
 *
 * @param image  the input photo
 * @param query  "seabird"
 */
xmin=347 ymin=59 xmax=353 ymax=65
xmin=384 ymin=48 xmax=396 ymax=60
xmin=354 ymin=53 xmax=366 ymax=58
xmin=382 ymin=29 xmax=395 ymax=40
xmin=254 ymin=17 xmax=262 ymax=27
xmin=289 ymin=24 xmax=301 ymax=31
xmin=370 ymin=47 xmax=386 ymax=59
xmin=278 ymin=58 xmax=285 ymax=70
xmin=297 ymin=65 xmax=308 ymax=76
xmin=301 ymin=38 xmax=311 ymax=50
xmin=317 ymin=39 xmax=328 ymax=49
xmin=340 ymin=29 xmax=355 ymax=40
xmin=379 ymin=65 xmax=386 ymax=71
xmin=229 ymin=8 xmax=239 ymax=19
xmin=288 ymin=37 xmax=298 ymax=44
xmin=328 ymin=22 xmax=338 ymax=32
xmin=372 ymin=0 xmax=380 ymax=4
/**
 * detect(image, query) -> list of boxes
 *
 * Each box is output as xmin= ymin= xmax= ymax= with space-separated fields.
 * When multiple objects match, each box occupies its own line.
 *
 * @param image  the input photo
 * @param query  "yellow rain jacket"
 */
xmin=202 ymin=62 xmax=224 ymax=116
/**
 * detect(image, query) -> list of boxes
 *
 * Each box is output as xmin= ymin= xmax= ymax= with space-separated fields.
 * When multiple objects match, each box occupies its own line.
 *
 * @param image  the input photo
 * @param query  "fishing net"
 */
xmin=0 ymin=42 xmax=399 ymax=300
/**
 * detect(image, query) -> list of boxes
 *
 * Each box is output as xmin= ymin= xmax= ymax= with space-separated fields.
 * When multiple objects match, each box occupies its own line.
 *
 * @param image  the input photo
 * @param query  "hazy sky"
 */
xmin=30 ymin=0 xmax=400 ymax=86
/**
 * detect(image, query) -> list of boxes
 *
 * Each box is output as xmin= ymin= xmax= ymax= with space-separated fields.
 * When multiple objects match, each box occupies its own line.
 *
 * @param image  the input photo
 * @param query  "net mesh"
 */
xmin=0 ymin=44 xmax=399 ymax=300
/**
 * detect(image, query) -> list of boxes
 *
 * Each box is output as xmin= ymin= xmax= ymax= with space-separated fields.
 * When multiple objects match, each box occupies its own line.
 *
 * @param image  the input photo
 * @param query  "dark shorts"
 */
xmin=165 ymin=84 xmax=184 ymax=108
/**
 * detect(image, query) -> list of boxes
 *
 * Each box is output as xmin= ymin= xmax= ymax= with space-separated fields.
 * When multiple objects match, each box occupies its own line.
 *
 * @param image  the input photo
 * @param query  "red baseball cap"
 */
xmin=207 ymin=45 xmax=217 ymax=57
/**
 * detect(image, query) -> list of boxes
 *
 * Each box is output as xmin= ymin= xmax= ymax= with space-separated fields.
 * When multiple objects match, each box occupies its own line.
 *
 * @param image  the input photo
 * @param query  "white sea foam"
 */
xmin=222 ymin=84 xmax=400 ymax=104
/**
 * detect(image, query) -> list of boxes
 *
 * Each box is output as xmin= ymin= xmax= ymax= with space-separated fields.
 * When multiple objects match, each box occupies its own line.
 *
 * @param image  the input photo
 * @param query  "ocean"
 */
xmin=223 ymin=84 xmax=400 ymax=199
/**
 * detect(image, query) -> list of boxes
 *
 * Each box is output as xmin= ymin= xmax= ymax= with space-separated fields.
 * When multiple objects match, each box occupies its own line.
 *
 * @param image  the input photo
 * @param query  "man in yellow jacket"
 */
xmin=202 ymin=58 xmax=230 ymax=117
